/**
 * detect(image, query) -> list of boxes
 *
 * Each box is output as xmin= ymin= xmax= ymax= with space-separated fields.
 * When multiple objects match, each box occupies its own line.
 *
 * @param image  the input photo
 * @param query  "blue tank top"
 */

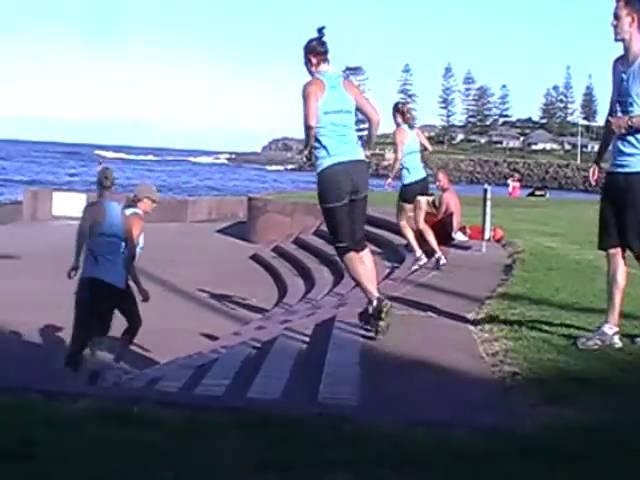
xmin=313 ymin=71 xmax=365 ymax=173
xmin=80 ymin=200 xmax=128 ymax=289
xmin=399 ymin=125 xmax=427 ymax=185
xmin=610 ymin=56 xmax=640 ymax=172
xmin=123 ymin=207 xmax=144 ymax=257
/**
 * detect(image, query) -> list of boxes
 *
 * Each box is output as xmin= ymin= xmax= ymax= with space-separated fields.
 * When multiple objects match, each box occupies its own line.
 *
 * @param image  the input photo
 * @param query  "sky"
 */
xmin=0 ymin=0 xmax=622 ymax=152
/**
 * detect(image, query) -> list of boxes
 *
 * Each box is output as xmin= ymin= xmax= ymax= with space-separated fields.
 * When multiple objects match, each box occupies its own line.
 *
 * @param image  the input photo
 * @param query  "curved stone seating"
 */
xmin=272 ymin=244 xmax=315 ymax=301
xmin=366 ymin=212 xmax=403 ymax=237
xmin=365 ymin=213 xmax=420 ymax=291
xmin=278 ymin=243 xmax=335 ymax=301
xmin=293 ymin=235 xmax=345 ymax=293
xmin=248 ymin=250 xmax=290 ymax=308
xmin=130 ymin=234 xmax=350 ymax=393
xmin=111 ymin=212 xmax=430 ymax=404
xmin=311 ymin=227 xmax=396 ymax=283
xmin=363 ymin=224 xmax=413 ymax=281
xmin=249 ymin=249 xmax=306 ymax=311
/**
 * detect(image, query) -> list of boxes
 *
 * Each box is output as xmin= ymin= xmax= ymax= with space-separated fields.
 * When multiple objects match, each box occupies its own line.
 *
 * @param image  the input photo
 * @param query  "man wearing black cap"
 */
xmin=65 ymin=167 xmax=150 ymax=373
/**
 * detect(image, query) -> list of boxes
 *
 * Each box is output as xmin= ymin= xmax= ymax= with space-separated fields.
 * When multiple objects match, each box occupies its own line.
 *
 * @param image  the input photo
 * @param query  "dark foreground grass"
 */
xmin=4 ymin=192 xmax=640 ymax=478
xmin=2 ymin=396 xmax=640 ymax=479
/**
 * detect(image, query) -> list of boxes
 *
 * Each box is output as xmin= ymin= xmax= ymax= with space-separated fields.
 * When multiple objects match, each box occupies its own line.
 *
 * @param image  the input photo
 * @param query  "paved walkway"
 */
xmin=0 ymin=214 xmax=521 ymax=429
xmin=0 ymin=220 xmax=276 ymax=389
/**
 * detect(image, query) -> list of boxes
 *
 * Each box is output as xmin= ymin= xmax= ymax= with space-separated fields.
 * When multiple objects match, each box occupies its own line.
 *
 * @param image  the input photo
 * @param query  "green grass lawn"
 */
xmin=4 ymin=192 xmax=640 ymax=478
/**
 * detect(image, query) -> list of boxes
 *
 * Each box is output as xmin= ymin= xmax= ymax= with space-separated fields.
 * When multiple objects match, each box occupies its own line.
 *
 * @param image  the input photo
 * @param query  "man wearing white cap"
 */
xmin=110 ymin=183 xmax=160 ymax=364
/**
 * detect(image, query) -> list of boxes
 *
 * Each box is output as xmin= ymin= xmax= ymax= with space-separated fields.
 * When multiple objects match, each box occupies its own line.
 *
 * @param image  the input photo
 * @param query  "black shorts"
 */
xmin=316 ymin=160 xmax=369 ymax=256
xmin=598 ymin=172 xmax=640 ymax=255
xmin=398 ymin=177 xmax=430 ymax=204
xmin=67 ymin=277 xmax=142 ymax=358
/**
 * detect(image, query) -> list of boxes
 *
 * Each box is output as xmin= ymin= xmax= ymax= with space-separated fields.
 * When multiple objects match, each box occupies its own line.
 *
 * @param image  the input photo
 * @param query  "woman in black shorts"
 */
xmin=385 ymin=102 xmax=446 ymax=271
xmin=301 ymin=27 xmax=391 ymax=334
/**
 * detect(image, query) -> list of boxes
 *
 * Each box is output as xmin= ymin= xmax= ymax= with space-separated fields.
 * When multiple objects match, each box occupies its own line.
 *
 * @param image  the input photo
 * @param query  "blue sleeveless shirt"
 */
xmin=610 ymin=56 xmax=640 ymax=172
xmin=313 ymin=71 xmax=365 ymax=173
xmin=80 ymin=200 xmax=128 ymax=289
xmin=399 ymin=125 xmax=427 ymax=185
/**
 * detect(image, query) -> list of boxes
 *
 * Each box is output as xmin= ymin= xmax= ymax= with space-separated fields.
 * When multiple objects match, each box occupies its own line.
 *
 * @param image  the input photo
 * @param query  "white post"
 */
xmin=577 ymin=120 xmax=582 ymax=164
xmin=482 ymin=184 xmax=492 ymax=253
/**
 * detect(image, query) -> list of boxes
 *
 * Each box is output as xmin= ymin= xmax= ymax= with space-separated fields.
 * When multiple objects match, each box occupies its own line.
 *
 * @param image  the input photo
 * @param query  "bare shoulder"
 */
xmin=82 ymin=200 xmax=101 ymax=219
xmin=127 ymin=213 xmax=144 ymax=227
xmin=393 ymin=126 xmax=406 ymax=140
xmin=442 ymin=189 xmax=457 ymax=204
xmin=303 ymin=78 xmax=323 ymax=94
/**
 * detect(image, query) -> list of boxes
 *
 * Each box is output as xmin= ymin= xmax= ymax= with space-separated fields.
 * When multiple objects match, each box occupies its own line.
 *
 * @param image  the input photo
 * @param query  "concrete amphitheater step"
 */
xmin=272 ymin=242 xmax=334 ymax=303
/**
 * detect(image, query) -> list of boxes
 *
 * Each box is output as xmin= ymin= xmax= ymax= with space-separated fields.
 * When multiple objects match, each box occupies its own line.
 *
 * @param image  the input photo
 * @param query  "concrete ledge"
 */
xmin=186 ymin=196 xmax=247 ymax=223
xmin=13 ymin=190 xmax=321 ymax=244
xmin=22 ymin=189 xmax=54 ymax=221
xmin=0 ymin=202 xmax=24 ymax=225
xmin=247 ymin=196 xmax=323 ymax=245
xmin=18 ymin=189 xmax=249 ymax=224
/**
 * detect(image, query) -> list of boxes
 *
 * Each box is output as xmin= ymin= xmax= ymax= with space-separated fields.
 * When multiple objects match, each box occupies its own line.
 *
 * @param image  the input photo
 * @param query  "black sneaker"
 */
xmin=368 ymin=296 xmax=392 ymax=338
xmin=64 ymin=353 xmax=83 ymax=373
xmin=434 ymin=253 xmax=447 ymax=270
xmin=87 ymin=369 xmax=101 ymax=386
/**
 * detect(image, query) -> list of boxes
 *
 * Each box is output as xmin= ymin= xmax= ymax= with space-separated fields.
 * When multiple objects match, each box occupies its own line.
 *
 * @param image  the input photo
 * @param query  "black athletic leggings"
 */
xmin=317 ymin=160 xmax=369 ymax=258
xmin=66 ymin=277 xmax=142 ymax=364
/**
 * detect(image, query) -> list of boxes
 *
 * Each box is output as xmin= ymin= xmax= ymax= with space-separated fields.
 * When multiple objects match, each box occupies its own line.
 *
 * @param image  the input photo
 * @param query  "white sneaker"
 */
xmin=410 ymin=253 xmax=429 ymax=272
xmin=452 ymin=230 xmax=469 ymax=242
xmin=576 ymin=326 xmax=623 ymax=350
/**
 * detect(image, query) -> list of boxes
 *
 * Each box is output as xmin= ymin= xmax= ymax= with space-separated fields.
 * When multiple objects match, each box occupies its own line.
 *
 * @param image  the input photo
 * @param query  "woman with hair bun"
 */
xmin=301 ymin=26 xmax=391 ymax=336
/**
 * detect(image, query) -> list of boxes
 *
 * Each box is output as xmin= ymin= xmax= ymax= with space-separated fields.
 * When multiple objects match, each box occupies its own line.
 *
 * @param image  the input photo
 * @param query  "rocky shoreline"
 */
xmin=260 ymin=137 xmax=599 ymax=193
xmin=377 ymin=154 xmax=599 ymax=193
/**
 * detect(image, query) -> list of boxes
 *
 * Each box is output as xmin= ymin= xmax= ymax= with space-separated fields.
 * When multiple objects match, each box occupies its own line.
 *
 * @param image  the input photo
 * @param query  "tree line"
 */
xmin=342 ymin=63 xmax=600 ymax=146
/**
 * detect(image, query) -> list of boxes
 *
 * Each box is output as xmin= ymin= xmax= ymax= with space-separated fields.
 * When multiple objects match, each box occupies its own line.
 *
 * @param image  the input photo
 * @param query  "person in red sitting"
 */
xmin=424 ymin=169 xmax=469 ymax=245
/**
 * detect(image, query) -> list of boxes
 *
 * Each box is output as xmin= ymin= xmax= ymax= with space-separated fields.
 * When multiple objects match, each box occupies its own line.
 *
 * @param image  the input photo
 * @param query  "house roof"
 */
xmin=418 ymin=124 xmax=439 ymax=134
xmin=489 ymin=127 xmax=521 ymax=140
xmin=525 ymin=129 xmax=556 ymax=144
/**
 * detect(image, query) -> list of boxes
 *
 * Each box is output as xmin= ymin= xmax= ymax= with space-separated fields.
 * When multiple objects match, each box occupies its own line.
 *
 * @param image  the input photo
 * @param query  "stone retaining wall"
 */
xmin=11 ymin=189 xmax=323 ymax=247
xmin=368 ymin=153 xmax=597 ymax=192
xmin=20 ymin=188 xmax=248 ymax=223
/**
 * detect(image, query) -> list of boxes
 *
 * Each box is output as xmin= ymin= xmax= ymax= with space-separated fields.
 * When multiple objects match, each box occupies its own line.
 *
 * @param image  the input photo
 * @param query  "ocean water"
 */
xmin=0 ymin=139 xmax=599 ymax=204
